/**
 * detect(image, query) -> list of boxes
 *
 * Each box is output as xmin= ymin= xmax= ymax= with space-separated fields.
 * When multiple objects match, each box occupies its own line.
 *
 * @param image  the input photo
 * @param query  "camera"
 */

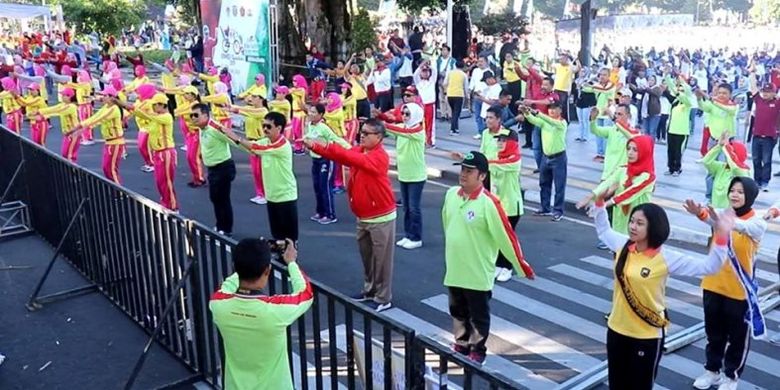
xmin=266 ymin=238 xmax=288 ymax=258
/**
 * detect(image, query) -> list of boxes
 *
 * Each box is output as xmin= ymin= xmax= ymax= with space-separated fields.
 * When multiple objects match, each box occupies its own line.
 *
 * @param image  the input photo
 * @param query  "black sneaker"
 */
xmin=532 ymin=169 xmax=540 ymax=174
xmin=350 ymin=292 xmax=373 ymax=302
xmin=365 ymin=300 xmax=392 ymax=312
xmin=533 ymin=210 xmax=552 ymax=216
xmin=551 ymin=214 xmax=563 ymax=222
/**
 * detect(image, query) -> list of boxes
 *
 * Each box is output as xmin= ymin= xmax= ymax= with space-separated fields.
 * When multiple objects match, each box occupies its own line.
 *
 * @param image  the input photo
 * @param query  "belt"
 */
xmin=545 ymin=151 xmax=566 ymax=159
xmin=104 ymin=136 xmax=124 ymax=143
xmin=247 ymin=137 xmax=260 ymax=141
xmin=154 ymin=147 xmax=174 ymax=153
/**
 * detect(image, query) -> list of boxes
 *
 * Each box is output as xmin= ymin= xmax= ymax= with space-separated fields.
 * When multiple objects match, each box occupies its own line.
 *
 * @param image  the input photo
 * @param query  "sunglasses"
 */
xmin=189 ymin=113 xmax=200 ymax=118
xmin=360 ymin=131 xmax=379 ymax=136
xmin=262 ymin=124 xmax=274 ymax=129
xmin=403 ymin=94 xmax=414 ymax=98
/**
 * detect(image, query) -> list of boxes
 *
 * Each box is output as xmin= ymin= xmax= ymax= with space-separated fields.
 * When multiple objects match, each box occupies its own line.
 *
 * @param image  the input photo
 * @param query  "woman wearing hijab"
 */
xmin=201 ymin=81 xmax=233 ymax=128
xmin=238 ymin=74 xmax=268 ymax=100
xmin=15 ymin=83 xmax=48 ymax=145
xmin=702 ymin=135 xmax=750 ymax=208
xmin=66 ymin=70 xmax=95 ymax=144
xmin=488 ymin=128 xmax=523 ymax=282
xmin=123 ymin=65 xmax=150 ymax=97
xmin=0 ymin=77 xmax=23 ymax=134
xmin=590 ymin=191 xmax=734 ymax=390
xmin=684 ymin=177 xmax=767 ymax=390
xmin=323 ymin=92 xmax=347 ymax=192
xmin=384 ymin=103 xmax=426 ymax=250
xmin=578 ymin=135 xmax=656 ymax=235
xmin=132 ymin=83 xmax=159 ymax=172
xmin=290 ymin=74 xmax=309 ymax=154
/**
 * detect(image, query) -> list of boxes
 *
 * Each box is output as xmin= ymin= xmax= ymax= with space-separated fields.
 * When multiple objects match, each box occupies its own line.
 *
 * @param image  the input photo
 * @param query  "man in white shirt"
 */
xmin=470 ymin=57 xmax=489 ymax=136
xmin=476 ymin=71 xmax=502 ymax=136
xmin=368 ymin=61 xmax=393 ymax=112
xmin=397 ymin=46 xmax=414 ymax=90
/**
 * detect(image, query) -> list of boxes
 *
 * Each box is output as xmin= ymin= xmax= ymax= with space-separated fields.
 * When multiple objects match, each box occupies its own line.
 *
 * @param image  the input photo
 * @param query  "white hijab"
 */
xmin=403 ymin=103 xmax=424 ymax=128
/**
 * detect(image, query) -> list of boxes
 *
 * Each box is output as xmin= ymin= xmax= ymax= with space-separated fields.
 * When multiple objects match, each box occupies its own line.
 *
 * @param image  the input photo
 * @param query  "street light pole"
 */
xmin=447 ymin=0 xmax=453 ymax=47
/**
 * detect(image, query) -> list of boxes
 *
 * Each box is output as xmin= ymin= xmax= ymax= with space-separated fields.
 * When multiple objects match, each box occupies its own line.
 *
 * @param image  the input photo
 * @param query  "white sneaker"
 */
xmin=770 ymin=332 xmax=780 ymax=344
xmin=693 ymin=370 xmax=722 ymax=389
xmin=250 ymin=196 xmax=267 ymax=205
xmin=141 ymin=165 xmax=154 ymax=172
xmin=472 ymin=134 xmax=481 ymax=140
xmin=80 ymin=139 xmax=95 ymax=146
xmin=396 ymin=238 xmax=410 ymax=247
xmin=716 ymin=377 xmax=737 ymax=390
xmin=496 ymin=267 xmax=513 ymax=282
xmin=180 ymin=145 xmax=188 ymax=151
xmin=494 ymin=267 xmax=502 ymax=279
xmin=401 ymin=240 xmax=422 ymax=250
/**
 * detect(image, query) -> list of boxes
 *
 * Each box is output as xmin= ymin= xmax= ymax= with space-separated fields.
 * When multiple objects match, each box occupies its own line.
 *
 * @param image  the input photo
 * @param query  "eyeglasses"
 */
xmin=360 ymin=131 xmax=379 ymax=136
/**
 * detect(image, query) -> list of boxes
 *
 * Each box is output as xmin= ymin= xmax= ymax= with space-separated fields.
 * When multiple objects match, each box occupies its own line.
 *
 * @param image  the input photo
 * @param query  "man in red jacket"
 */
xmin=304 ymin=118 xmax=397 ymax=312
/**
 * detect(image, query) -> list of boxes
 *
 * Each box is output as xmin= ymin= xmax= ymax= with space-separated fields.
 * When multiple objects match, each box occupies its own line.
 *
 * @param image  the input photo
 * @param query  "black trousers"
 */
xmin=506 ymin=80 xmax=522 ymax=115
xmin=667 ymin=133 xmax=687 ymax=173
xmin=166 ymin=93 xmax=177 ymax=117
xmin=266 ymin=199 xmax=299 ymax=242
xmin=703 ymin=290 xmax=750 ymax=380
xmin=356 ymin=98 xmax=371 ymax=120
xmin=207 ymin=159 xmax=236 ymax=234
xmin=496 ymin=214 xmax=521 ymax=269
xmin=521 ymin=120 xmax=534 ymax=146
xmin=556 ymin=90 xmax=569 ymax=121
xmin=448 ymin=97 xmax=464 ymax=131
xmin=375 ymin=92 xmax=393 ymax=113
xmin=657 ymin=114 xmax=669 ymax=140
xmin=448 ymin=287 xmax=491 ymax=355
xmin=607 ymin=327 xmax=664 ymax=390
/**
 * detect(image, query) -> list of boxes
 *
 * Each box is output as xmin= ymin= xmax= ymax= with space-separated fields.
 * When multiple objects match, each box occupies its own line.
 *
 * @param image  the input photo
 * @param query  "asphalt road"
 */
xmin=6 ymin=114 xmax=780 ymax=389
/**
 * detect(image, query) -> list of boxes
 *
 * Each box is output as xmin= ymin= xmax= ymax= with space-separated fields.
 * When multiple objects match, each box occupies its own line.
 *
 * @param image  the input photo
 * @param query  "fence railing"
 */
xmin=0 ymin=127 xmax=521 ymax=390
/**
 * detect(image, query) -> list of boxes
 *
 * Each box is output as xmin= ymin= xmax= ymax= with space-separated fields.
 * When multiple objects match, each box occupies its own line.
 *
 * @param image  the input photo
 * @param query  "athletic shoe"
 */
xmin=396 ymin=238 xmax=410 ymax=247
xmin=467 ymin=352 xmax=486 ymax=365
xmin=365 ymin=300 xmax=392 ymax=312
xmin=401 ymin=240 xmax=422 ymax=250
xmin=318 ymin=216 xmax=338 ymax=225
xmin=533 ymin=210 xmax=553 ymax=216
xmin=350 ymin=292 xmax=373 ymax=302
xmin=551 ymin=214 xmax=564 ymax=222
xmin=452 ymin=344 xmax=469 ymax=356
xmin=597 ymin=241 xmax=610 ymax=250
xmin=309 ymin=214 xmax=323 ymax=222
xmin=472 ymin=134 xmax=481 ymax=140
xmin=80 ymin=139 xmax=95 ymax=146
xmin=672 ymin=171 xmax=681 ymax=177
xmin=250 ymin=196 xmax=267 ymax=205
xmin=664 ymin=170 xmax=673 ymax=175
xmin=496 ymin=267 xmax=512 ymax=282
xmin=693 ymin=370 xmax=722 ymax=389
xmin=494 ymin=267 xmax=502 ymax=279
xmin=449 ymin=130 xmax=460 ymax=136
xmin=141 ymin=165 xmax=154 ymax=172
xmin=0 ymin=353 xmax=5 ymax=367
xmin=332 ymin=186 xmax=346 ymax=194
xmin=716 ymin=377 xmax=737 ymax=390
xmin=521 ymin=144 xmax=532 ymax=149
xmin=769 ymin=332 xmax=780 ymax=344
xmin=179 ymin=145 xmax=188 ymax=152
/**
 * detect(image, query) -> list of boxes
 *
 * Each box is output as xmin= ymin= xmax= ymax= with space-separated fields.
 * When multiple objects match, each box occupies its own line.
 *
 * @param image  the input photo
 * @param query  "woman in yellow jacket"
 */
xmin=201 ymin=81 xmax=232 ymax=128
xmin=171 ymin=86 xmax=204 ymax=187
xmin=72 ymin=86 xmax=126 ymax=184
xmin=683 ymin=177 xmax=767 ymax=390
xmin=0 ymin=77 xmax=23 ymax=134
xmin=591 ymin=192 xmax=734 ymax=390
xmin=15 ymin=84 xmax=48 ymax=145
xmin=340 ymin=82 xmax=359 ymax=144
xmin=229 ymin=91 xmax=269 ymax=205
xmin=37 ymin=88 xmax=79 ymax=161
xmin=323 ymin=92 xmax=347 ymax=192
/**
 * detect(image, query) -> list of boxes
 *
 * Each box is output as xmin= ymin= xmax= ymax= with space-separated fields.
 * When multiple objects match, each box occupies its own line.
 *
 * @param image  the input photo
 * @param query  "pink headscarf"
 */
xmin=326 ymin=92 xmax=342 ymax=112
xmin=292 ymin=74 xmax=308 ymax=92
xmin=110 ymin=78 xmax=124 ymax=91
xmin=134 ymin=65 xmax=146 ymax=78
xmin=109 ymin=68 xmax=122 ymax=80
xmin=255 ymin=73 xmax=265 ymax=85
xmin=136 ymin=83 xmax=157 ymax=101
xmin=1 ymin=77 xmax=17 ymax=91
xmin=178 ymin=74 xmax=193 ymax=86
xmin=77 ymin=70 xmax=91 ymax=83
xmin=214 ymin=81 xmax=229 ymax=95
xmin=103 ymin=60 xmax=117 ymax=72
xmin=14 ymin=66 xmax=31 ymax=91
xmin=208 ymin=66 xmax=218 ymax=76
xmin=61 ymin=65 xmax=73 ymax=76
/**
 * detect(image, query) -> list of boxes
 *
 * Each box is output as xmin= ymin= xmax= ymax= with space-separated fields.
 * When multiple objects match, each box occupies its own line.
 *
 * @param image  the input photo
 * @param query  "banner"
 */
xmin=200 ymin=0 xmax=272 ymax=95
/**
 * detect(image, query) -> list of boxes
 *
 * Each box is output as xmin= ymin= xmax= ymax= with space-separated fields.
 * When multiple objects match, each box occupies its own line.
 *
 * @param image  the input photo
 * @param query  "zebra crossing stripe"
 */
xmin=422 ymin=294 xmax=602 ymax=373
xmin=381 ymin=307 xmax=558 ymax=390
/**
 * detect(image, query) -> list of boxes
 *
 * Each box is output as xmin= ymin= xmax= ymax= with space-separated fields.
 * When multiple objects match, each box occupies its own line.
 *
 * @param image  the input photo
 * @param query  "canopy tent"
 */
xmin=0 ymin=2 xmax=62 ymax=33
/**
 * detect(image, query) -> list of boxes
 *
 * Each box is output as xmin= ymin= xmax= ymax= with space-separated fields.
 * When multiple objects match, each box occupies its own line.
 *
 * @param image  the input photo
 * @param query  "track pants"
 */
xmin=137 ymin=131 xmax=153 ymax=166
xmin=666 ymin=133 xmax=688 ymax=173
xmin=102 ymin=144 xmax=125 ymax=184
xmin=703 ymin=290 xmax=751 ymax=380
xmin=249 ymin=154 xmax=265 ymax=197
xmin=153 ymin=149 xmax=178 ymax=211
xmin=78 ymin=104 xmax=93 ymax=141
xmin=185 ymin=132 xmax=205 ymax=184
xmin=5 ymin=110 xmax=22 ymax=134
xmin=311 ymin=158 xmax=335 ymax=219
xmin=31 ymin=119 xmax=49 ymax=146
xmin=607 ymin=327 xmax=664 ymax=390
xmin=495 ymin=214 xmax=521 ymax=269
xmin=61 ymin=133 xmax=82 ymax=162
xmin=449 ymin=287 xmax=491 ymax=356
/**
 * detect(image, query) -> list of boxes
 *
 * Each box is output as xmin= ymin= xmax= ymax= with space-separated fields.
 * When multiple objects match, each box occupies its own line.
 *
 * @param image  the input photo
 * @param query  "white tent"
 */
xmin=0 ymin=2 xmax=55 ymax=32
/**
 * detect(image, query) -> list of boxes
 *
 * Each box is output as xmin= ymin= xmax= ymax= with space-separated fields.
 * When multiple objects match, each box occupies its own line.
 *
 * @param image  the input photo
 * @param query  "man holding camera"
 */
xmin=210 ymin=238 xmax=311 ymax=390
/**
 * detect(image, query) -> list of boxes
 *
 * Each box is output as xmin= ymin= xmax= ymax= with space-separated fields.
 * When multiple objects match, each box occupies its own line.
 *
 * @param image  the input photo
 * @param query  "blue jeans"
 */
xmin=596 ymin=117 xmax=611 ymax=156
xmin=643 ymin=115 xmax=661 ymax=138
xmin=400 ymin=180 xmax=425 ymax=241
xmin=473 ymin=100 xmax=485 ymax=134
xmin=753 ymin=137 xmax=777 ymax=186
xmin=532 ymin=126 xmax=542 ymax=169
xmin=311 ymin=158 xmax=335 ymax=218
xmin=576 ymin=106 xmax=592 ymax=141
xmin=704 ymin=137 xmax=720 ymax=200
xmin=539 ymin=152 xmax=568 ymax=215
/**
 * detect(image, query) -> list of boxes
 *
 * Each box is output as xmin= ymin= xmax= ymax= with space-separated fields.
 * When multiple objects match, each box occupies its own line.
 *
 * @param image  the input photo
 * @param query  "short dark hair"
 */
xmin=441 ymin=44 xmax=450 ymax=51
xmin=265 ymin=111 xmax=287 ymax=128
xmin=233 ymin=238 xmax=271 ymax=282
xmin=548 ymin=102 xmax=562 ymax=111
xmin=313 ymin=103 xmax=326 ymax=115
xmin=499 ymin=89 xmax=512 ymax=98
xmin=542 ymin=77 xmax=554 ymax=86
xmin=717 ymin=83 xmax=733 ymax=93
xmin=616 ymin=103 xmax=632 ymax=116
xmin=192 ymin=103 xmax=211 ymax=115
xmin=631 ymin=203 xmax=670 ymax=249
xmin=455 ymin=60 xmax=465 ymax=69
xmin=486 ymin=104 xmax=503 ymax=118
xmin=362 ymin=118 xmax=386 ymax=137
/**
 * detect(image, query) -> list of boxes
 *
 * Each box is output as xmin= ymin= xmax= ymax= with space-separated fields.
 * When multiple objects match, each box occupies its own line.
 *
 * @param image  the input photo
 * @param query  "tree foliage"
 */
xmin=395 ymin=0 xmax=472 ymax=13
xmin=351 ymin=8 xmax=379 ymax=53
xmin=749 ymin=0 xmax=780 ymax=23
xmin=475 ymin=8 xmax=529 ymax=36
xmin=59 ymin=0 xmax=147 ymax=34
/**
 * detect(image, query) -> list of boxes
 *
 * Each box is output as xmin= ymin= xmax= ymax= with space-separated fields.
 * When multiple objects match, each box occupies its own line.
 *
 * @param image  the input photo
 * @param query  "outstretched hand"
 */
xmin=682 ymin=199 xmax=702 ymax=216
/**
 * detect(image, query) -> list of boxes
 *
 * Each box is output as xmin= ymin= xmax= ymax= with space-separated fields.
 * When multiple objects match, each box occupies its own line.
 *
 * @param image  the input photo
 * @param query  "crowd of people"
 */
xmin=1 ymin=20 xmax=780 ymax=390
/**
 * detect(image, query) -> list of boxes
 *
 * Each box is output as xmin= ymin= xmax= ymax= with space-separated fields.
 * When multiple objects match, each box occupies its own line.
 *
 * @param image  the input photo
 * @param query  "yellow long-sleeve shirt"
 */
xmin=268 ymin=99 xmax=291 ymax=121
xmin=134 ymin=109 xmax=175 ymax=151
xmin=0 ymin=91 xmax=21 ymax=113
xmin=16 ymin=95 xmax=47 ymax=119
xmin=201 ymin=93 xmax=231 ymax=121
xmin=174 ymin=100 xmax=199 ymax=133
xmin=238 ymin=84 xmax=268 ymax=100
xmin=324 ymin=109 xmax=346 ymax=137
xmin=199 ymin=73 xmax=219 ymax=95
xmin=38 ymin=103 xmax=79 ymax=134
xmin=342 ymin=95 xmax=356 ymax=120
xmin=65 ymin=82 xmax=92 ymax=105
xmin=124 ymin=76 xmax=150 ymax=95
xmin=291 ymin=88 xmax=306 ymax=118
xmin=134 ymin=100 xmax=153 ymax=133
xmin=234 ymin=106 xmax=268 ymax=139
xmin=82 ymin=104 xmax=124 ymax=145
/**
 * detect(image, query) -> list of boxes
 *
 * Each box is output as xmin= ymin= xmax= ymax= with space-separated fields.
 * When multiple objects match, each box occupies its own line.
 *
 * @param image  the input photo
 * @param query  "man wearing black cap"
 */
xmin=442 ymin=151 xmax=535 ymax=365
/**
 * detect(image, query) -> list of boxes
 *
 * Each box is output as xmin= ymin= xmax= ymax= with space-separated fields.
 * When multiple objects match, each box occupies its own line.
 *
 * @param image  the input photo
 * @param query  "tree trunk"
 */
xmin=278 ymin=0 xmax=308 ymax=64
xmin=452 ymin=5 xmax=472 ymax=60
xmin=292 ymin=0 xmax=351 ymax=63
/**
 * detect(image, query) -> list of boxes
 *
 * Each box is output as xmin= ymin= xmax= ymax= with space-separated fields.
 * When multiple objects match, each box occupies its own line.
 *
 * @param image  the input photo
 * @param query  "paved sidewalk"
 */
xmin=383 ymin=115 xmax=780 ymax=264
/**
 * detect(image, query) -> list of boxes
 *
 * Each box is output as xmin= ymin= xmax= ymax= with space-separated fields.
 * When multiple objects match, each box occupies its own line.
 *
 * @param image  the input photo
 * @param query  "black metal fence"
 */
xmin=0 ymin=127 xmax=520 ymax=390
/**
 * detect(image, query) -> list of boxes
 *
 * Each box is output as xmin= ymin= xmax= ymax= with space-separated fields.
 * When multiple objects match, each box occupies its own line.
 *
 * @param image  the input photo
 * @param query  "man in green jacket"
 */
xmin=443 ymin=151 xmax=534 ymax=365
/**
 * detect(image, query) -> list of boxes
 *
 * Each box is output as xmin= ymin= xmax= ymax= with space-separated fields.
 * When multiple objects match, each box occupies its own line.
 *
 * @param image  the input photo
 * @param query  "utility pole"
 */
xmin=580 ymin=0 xmax=593 ymax=67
